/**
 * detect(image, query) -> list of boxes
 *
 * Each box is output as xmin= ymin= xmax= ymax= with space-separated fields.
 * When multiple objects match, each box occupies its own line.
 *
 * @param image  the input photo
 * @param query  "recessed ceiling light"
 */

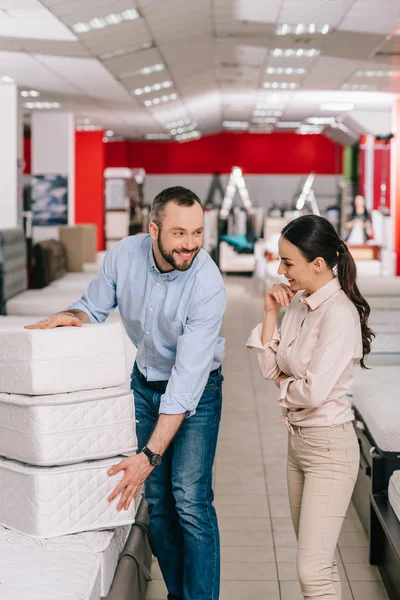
xmin=20 ymin=90 xmax=40 ymax=98
xmin=256 ymin=102 xmax=286 ymax=110
xmin=143 ymin=93 xmax=178 ymax=107
xmin=252 ymin=117 xmax=277 ymax=124
xmin=306 ymin=117 xmax=335 ymax=125
xmin=133 ymin=80 xmax=173 ymax=96
xmin=175 ymin=130 xmax=201 ymax=141
xmin=276 ymin=23 xmax=330 ymax=36
xmin=140 ymin=63 xmax=165 ymax=75
xmin=72 ymin=8 xmax=140 ymax=34
xmin=254 ymin=109 xmax=283 ymax=117
xmin=271 ymin=48 xmax=320 ymax=58
xmin=222 ymin=121 xmax=249 ymax=130
xmin=263 ymin=81 xmax=298 ymax=89
xmin=320 ymin=103 xmax=354 ymax=111
xmin=276 ymin=121 xmax=302 ymax=128
xmin=340 ymin=83 xmax=377 ymax=91
xmin=0 ymin=76 xmax=14 ymax=84
xmin=266 ymin=67 xmax=307 ymax=75
xmin=24 ymin=102 xmax=61 ymax=110
xmin=355 ymin=69 xmax=399 ymax=77
xmin=297 ymin=125 xmax=324 ymax=135
xmin=145 ymin=133 xmax=172 ymax=140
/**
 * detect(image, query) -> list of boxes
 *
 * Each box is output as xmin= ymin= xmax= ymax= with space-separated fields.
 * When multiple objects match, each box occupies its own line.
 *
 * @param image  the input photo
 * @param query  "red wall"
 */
xmin=75 ymin=131 xmax=105 ymax=251
xmin=395 ymin=100 xmax=400 ymax=276
xmin=105 ymin=132 xmax=342 ymax=175
xmin=23 ymin=137 xmax=31 ymax=174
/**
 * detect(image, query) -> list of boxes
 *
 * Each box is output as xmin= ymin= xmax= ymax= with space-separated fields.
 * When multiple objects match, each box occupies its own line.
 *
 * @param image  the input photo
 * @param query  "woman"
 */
xmin=247 ymin=215 xmax=374 ymax=600
xmin=345 ymin=194 xmax=373 ymax=244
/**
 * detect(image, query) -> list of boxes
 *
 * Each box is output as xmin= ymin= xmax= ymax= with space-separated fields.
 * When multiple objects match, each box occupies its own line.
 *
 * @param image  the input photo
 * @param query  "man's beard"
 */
xmin=157 ymin=231 xmax=200 ymax=272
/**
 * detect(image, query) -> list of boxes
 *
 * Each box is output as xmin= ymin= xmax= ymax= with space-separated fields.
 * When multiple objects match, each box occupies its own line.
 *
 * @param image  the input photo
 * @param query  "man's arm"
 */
xmin=107 ymin=413 xmax=186 ymax=511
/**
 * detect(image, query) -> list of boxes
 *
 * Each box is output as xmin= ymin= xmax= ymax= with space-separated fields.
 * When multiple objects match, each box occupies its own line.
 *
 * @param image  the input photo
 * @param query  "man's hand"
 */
xmin=24 ymin=310 xmax=89 ymax=330
xmin=108 ymin=454 xmax=154 ymax=511
xmin=275 ymin=373 xmax=289 ymax=389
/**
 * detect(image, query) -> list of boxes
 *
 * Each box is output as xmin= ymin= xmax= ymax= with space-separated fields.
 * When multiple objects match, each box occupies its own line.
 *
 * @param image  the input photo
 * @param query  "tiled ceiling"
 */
xmin=0 ymin=0 xmax=399 ymax=138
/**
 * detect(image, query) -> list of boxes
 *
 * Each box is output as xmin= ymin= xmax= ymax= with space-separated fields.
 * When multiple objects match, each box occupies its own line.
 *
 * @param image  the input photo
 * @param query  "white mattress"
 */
xmin=0 ymin=322 xmax=126 ymax=395
xmin=0 ymin=456 xmax=137 ymax=538
xmin=0 ymin=548 xmax=101 ymax=599
xmin=351 ymin=366 xmax=400 ymax=452
xmin=0 ymin=387 xmax=137 ymax=465
xmin=0 ymin=524 xmax=130 ymax=596
xmin=6 ymin=289 xmax=85 ymax=316
xmin=389 ymin=471 xmax=400 ymax=524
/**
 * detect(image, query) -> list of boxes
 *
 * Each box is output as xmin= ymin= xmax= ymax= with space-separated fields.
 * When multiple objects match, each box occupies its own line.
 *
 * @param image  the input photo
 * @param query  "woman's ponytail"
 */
xmin=337 ymin=243 xmax=375 ymax=368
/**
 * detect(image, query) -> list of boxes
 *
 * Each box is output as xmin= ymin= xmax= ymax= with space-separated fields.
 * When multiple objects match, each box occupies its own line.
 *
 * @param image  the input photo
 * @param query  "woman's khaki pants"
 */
xmin=287 ymin=422 xmax=359 ymax=599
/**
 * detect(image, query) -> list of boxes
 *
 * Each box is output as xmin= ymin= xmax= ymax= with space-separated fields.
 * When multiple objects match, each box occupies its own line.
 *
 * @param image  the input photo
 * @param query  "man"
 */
xmin=26 ymin=186 xmax=226 ymax=600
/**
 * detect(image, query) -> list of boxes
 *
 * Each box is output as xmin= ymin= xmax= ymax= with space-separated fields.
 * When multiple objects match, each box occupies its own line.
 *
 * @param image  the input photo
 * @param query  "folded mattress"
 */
xmin=0 ymin=547 xmax=101 ymax=599
xmin=0 ymin=524 xmax=131 ymax=596
xmin=0 ymin=322 xmax=126 ymax=395
xmin=351 ymin=366 xmax=400 ymax=452
xmin=389 ymin=471 xmax=400 ymax=523
xmin=0 ymin=387 xmax=137 ymax=465
xmin=0 ymin=456 xmax=137 ymax=538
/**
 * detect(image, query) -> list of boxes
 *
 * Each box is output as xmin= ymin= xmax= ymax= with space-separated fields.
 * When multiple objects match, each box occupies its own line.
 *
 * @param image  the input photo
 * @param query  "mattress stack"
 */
xmin=389 ymin=471 xmax=400 ymax=524
xmin=0 ymin=321 xmax=139 ymax=598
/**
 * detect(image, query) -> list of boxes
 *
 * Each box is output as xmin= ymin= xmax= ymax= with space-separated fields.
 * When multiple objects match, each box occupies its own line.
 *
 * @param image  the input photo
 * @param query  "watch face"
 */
xmin=151 ymin=454 xmax=162 ymax=466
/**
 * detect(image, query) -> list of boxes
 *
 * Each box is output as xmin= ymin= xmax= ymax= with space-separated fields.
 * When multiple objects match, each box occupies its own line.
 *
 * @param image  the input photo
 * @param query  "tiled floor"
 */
xmin=146 ymin=276 xmax=390 ymax=600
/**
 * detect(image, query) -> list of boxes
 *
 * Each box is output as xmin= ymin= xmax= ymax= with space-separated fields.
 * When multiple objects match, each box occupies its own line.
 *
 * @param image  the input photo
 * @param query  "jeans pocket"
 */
xmin=345 ymin=447 xmax=360 ymax=484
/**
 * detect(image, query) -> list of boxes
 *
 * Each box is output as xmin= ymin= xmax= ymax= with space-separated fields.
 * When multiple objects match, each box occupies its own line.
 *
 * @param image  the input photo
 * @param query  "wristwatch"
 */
xmin=142 ymin=446 xmax=162 ymax=467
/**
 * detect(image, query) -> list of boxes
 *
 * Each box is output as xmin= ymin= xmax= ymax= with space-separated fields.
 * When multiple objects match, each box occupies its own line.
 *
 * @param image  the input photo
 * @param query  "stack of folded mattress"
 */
xmin=389 ymin=471 xmax=400 ymax=524
xmin=0 ymin=321 xmax=139 ymax=598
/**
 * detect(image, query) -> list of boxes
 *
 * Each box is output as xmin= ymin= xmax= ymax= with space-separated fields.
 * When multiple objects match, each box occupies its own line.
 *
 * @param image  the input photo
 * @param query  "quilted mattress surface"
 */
xmin=0 ymin=524 xmax=130 ymax=596
xmin=389 ymin=471 xmax=400 ymax=523
xmin=0 ymin=548 xmax=101 ymax=599
xmin=0 ymin=456 xmax=137 ymax=538
xmin=0 ymin=387 xmax=137 ymax=465
xmin=351 ymin=366 xmax=400 ymax=452
xmin=0 ymin=322 xmax=126 ymax=395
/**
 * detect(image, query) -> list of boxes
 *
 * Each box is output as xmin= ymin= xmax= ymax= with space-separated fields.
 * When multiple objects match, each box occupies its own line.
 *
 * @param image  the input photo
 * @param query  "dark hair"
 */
xmin=151 ymin=186 xmax=202 ymax=226
xmin=281 ymin=215 xmax=374 ymax=368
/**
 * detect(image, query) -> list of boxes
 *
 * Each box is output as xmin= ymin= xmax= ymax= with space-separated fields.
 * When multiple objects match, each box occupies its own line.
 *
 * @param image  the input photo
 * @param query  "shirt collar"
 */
xmin=300 ymin=277 xmax=341 ymax=311
xmin=148 ymin=238 xmax=180 ymax=281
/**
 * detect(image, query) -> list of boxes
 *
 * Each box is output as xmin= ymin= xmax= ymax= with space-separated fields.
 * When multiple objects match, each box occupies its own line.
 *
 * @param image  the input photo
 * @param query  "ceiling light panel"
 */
xmin=24 ymin=102 xmax=61 ymax=110
xmin=276 ymin=121 xmax=302 ymax=128
xmin=72 ymin=8 xmax=140 ymax=34
xmin=263 ymin=82 xmax=298 ymax=89
xmin=355 ymin=69 xmax=399 ymax=77
xmin=145 ymin=133 xmax=172 ymax=140
xmin=133 ymin=80 xmax=173 ymax=96
xmin=271 ymin=48 xmax=320 ymax=58
xmin=20 ymin=89 xmax=40 ymax=97
xmin=266 ymin=67 xmax=307 ymax=75
xmin=276 ymin=23 xmax=331 ymax=36
xmin=222 ymin=121 xmax=249 ymax=130
xmin=143 ymin=93 xmax=178 ymax=107
xmin=341 ymin=83 xmax=377 ymax=91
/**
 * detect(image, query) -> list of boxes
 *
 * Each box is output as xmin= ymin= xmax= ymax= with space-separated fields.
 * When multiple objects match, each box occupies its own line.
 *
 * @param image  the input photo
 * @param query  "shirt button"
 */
xmin=149 ymin=308 xmax=154 ymax=312
xmin=149 ymin=366 xmax=153 ymax=370
xmin=147 ymin=349 xmax=151 ymax=353
xmin=146 ymin=331 xmax=150 ymax=335
xmin=156 ymin=282 xmax=160 ymax=286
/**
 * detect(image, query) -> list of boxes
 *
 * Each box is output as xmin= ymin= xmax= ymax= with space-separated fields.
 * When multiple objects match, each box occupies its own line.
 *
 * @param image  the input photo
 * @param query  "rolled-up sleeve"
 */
xmin=160 ymin=286 xmax=226 ymax=417
xmin=278 ymin=307 xmax=360 ymax=409
xmin=246 ymin=324 xmax=281 ymax=380
xmin=68 ymin=247 xmax=118 ymax=323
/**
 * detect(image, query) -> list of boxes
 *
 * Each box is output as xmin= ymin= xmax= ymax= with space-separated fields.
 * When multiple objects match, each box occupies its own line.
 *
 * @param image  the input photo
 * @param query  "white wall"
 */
xmin=0 ymin=83 xmax=19 ymax=229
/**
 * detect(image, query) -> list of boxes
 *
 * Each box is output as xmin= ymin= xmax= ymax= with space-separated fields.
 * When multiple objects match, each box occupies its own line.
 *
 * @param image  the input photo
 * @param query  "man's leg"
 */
xmin=171 ymin=370 xmax=223 ymax=600
xmin=132 ymin=371 xmax=184 ymax=600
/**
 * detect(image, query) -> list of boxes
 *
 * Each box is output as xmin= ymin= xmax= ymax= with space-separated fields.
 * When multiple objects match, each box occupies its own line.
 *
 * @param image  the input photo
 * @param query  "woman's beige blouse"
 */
xmin=246 ymin=278 xmax=363 ymax=427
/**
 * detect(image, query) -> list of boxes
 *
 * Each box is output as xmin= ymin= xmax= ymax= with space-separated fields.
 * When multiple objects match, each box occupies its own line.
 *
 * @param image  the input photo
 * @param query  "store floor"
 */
xmin=146 ymin=276 xmax=390 ymax=600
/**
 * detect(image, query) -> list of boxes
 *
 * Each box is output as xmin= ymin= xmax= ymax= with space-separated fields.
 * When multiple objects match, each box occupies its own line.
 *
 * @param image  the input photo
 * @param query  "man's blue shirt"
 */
xmin=69 ymin=234 xmax=226 ymax=416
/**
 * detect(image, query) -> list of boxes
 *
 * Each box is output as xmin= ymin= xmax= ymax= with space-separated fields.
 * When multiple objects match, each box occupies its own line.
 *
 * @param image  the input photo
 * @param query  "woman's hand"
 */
xmin=275 ymin=373 xmax=289 ymax=388
xmin=264 ymin=284 xmax=294 ymax=313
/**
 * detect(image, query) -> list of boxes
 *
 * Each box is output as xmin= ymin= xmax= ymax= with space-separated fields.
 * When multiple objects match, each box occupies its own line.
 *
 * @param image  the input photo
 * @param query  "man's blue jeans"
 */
xmin=131 ymin=362 xmax=223 ymax=600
